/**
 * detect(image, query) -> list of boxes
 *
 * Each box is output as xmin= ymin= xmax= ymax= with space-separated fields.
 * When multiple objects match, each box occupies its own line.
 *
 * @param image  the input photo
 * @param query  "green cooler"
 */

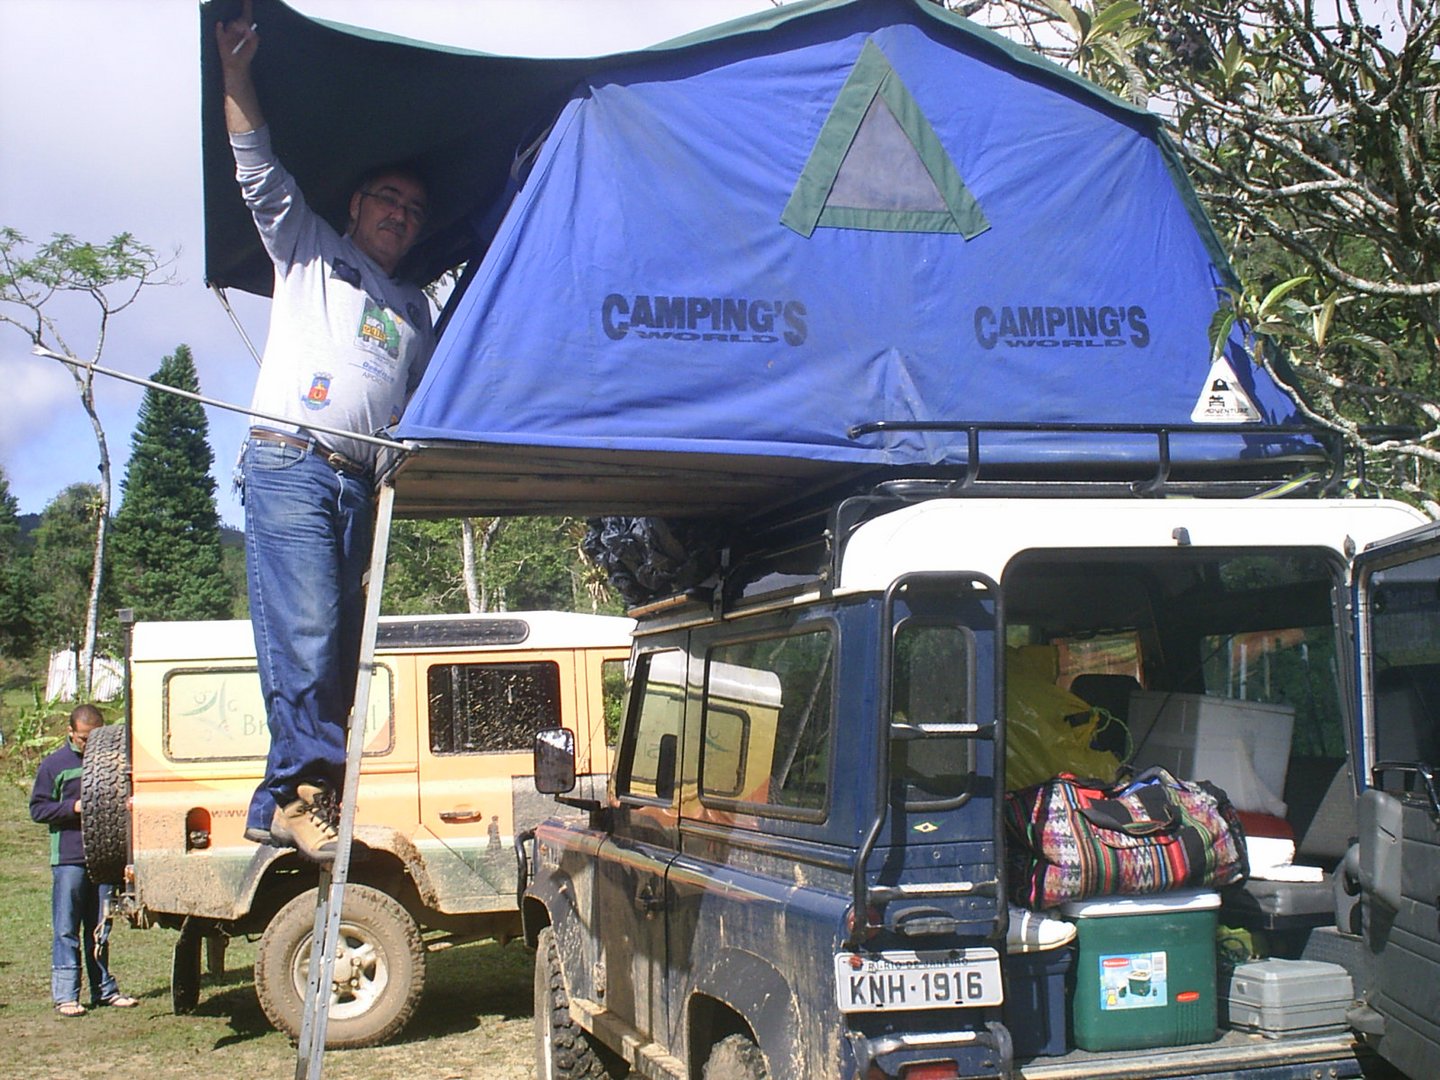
xmin=1061 ymin=890 xmax=1221 ymax=1051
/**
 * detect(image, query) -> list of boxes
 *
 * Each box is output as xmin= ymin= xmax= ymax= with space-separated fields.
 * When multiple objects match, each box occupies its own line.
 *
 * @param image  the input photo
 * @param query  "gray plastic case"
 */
xmin=1223 ymin=959 xmax=1355 ymax=1038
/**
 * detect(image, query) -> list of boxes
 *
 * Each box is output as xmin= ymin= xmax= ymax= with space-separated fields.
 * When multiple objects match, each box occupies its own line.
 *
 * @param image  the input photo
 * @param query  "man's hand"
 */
xmin=216 ymin=0 xmax=266 ymax=135
xmin=216 ymin=0 xmax=258 ymax=68
xmin=74 ymin=800 xmax=82 ymax=815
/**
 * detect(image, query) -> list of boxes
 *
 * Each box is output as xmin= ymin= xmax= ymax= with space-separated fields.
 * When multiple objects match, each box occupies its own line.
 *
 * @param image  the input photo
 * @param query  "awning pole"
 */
xmin=294 ymin=478 xmax=397 ymax=1080
xmin=209 ymin=284 xmax=263 ymax=367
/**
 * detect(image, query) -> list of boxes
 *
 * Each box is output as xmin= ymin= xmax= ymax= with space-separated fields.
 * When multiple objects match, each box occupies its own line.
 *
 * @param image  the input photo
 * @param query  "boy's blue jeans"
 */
xmin=51 ymin=864 xmax=118 ymax=1005
xmin=241 ymin=437 xmax=372 ymax=832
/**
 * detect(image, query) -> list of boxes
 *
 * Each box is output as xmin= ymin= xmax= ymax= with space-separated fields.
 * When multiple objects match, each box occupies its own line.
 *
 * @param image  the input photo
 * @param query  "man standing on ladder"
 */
xmin=217 ymin=1 xmax=436 ymax=862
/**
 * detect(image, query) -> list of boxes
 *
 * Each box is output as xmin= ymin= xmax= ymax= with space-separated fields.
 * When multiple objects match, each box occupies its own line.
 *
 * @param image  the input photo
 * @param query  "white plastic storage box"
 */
xmin=1222 ymin=959 xmax=1354 ymax=1038
xmin=1127 ymin=692 xmax=1295 ymax=815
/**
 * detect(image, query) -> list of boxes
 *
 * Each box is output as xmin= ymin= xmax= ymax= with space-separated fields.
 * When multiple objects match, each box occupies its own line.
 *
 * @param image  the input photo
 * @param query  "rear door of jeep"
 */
xmin=1352 ymin=520 xmax=1440 ymax=1078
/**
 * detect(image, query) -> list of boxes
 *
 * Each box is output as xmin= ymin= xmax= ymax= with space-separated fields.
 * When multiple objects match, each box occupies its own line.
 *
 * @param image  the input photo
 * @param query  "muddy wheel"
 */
xmin=702 ymin=1034 xmax=769 ymax=1080
xmin=81 ymin=723 xmax=128 ymax=885
xmin=534 ymin=926 xmax=627 ymax=1080
xmin=255 ymin=885 xmax=424 ymax=1049
xmin=172 ymin=923 xmax=202 ymax=1015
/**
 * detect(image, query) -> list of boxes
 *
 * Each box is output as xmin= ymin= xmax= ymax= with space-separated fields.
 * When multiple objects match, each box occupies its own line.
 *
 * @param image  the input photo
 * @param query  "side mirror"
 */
xmin=534 ymin=727 xmax=577 ymax=794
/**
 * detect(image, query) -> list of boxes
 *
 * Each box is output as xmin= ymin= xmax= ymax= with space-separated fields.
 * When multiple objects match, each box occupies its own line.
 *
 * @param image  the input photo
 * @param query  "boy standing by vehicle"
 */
xmin=29 ymin=704 xmax=138 ymax=1016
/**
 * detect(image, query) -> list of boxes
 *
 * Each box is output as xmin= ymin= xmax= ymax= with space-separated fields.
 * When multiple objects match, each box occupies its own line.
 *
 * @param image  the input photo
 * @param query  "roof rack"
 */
xmin=846 ymin=419 xmax=1342 ymax=498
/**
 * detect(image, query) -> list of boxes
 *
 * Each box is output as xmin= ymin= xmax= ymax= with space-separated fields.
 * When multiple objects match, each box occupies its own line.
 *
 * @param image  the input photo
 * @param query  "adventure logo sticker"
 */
xmin=973 ymin=304 xmax=1150 ymax=350
xmin=601 ymin=293 xmax=808 ymax=345
xmin=1191 ymin=356 xmax=1262 ymax=422
xmin=302 ymin=372 xmax=332 ymax=411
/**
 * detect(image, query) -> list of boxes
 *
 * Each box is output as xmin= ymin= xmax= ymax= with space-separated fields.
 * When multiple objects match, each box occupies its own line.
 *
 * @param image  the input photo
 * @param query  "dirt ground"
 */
xmin=1 ymin=729 xmax=543 ymax=1080
xmin=0 ymin=930 xmax=539 ymax=1080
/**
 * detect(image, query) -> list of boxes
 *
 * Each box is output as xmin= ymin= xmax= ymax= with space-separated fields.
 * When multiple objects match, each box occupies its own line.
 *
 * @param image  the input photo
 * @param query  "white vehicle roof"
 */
xmin=838 ymin=497 xmax=1429 ymax=592
xmin=130 ymin=611 xmax=635 ymax=663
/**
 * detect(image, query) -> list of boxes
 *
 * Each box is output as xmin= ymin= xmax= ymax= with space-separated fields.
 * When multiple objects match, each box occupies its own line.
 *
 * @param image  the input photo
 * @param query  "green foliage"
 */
xmin=383 ymin=516 xmax=622 ymax=616
xmin=30 ymin=484 xmax=112 ymax=652
xmin=2 ymin=226 xmax=171 ymax=689
xmin=110 ymin=345 xmax=233 ymax=621
xmin=0 ymin=468 xmax=37 ymax=656
xmin=966 ymin=0 xmax=1440 ymax=505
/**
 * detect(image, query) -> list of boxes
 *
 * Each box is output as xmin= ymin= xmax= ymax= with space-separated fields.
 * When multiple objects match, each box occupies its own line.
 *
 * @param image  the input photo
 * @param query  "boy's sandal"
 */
xmin=55 ymin=1001 xmax=87 ymax=1017
xmin=97 ymin=994 xmax=139 ymax=1008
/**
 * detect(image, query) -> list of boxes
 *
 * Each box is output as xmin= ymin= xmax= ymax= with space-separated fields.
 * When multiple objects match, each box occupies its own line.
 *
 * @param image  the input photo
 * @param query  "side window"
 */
xmin=700 ymin=628 xmax=834 ymax=815
xmin=1367 ymin=554 xmax=1440 ymax=773
xmin=1200 ymin=627 xmax=1345 ymax=757
xmin=427 ymin=660 xmax=562 ymax=754
xmin=165 ymin=664 xmax=394 ymax=761
xmin=891 ymin=622 xmax=975 ymax=802
xmin=619 ymin=650 xmax=686 ymax=799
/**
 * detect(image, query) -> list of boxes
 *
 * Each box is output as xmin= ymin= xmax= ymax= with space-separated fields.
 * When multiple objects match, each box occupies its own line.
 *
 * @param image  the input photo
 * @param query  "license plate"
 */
xmin=834 ymin=948 xmax=1003 ymax=1012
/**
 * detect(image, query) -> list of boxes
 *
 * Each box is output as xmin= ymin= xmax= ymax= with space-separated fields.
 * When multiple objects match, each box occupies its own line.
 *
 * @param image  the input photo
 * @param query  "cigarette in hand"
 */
xmin=230 ymin=22 xmax=257 ymax=56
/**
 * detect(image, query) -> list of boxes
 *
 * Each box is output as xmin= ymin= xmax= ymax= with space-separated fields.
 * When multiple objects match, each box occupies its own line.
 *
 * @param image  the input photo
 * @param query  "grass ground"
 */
xmin=0 ymin=702 xmax=537 ymax=1080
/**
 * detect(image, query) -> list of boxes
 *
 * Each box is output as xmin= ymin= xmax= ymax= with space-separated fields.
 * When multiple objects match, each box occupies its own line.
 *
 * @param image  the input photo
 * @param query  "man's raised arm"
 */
xmin=216 ymin=0 xmax=265 ymax=134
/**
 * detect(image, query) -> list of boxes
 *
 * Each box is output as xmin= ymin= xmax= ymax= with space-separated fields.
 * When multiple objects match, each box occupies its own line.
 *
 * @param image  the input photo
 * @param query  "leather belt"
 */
xmin=248 ymin=427 xmax=370 ymax=478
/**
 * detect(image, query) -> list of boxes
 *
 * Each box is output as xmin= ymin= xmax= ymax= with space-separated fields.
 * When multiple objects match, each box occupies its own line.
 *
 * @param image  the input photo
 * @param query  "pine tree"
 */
xmin=112 ymin=345 xmax=233 ymax=621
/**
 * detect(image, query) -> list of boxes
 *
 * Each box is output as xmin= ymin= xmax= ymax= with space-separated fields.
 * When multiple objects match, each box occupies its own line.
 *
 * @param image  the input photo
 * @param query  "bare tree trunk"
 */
xmin=75 ymin=366 xmax=111 ymax=700
xmin=478 ymin=518 xmax=504 ymax=613
xmin=460 ymin=518 xmax=481 ymax=614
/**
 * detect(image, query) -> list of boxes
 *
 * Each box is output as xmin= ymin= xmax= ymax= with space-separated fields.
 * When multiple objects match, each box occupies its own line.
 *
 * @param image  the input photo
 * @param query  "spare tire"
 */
xmin=82 ymin=722 xmax=129 ymax=885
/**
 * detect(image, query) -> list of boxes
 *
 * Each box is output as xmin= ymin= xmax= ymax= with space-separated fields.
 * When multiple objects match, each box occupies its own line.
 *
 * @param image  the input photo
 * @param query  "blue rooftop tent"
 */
xmin=195 ymin=5 xmax=1327 ymax=1057
xmin=202 ymin=0 xmax=1319 ymax=521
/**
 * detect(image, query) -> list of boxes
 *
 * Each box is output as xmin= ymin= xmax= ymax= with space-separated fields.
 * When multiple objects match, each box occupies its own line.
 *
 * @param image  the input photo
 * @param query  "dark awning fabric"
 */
xmin=199 ymin=0 xmax=830 ymax=295
xmin=202 ymin=0 xmax=1317 ymax=522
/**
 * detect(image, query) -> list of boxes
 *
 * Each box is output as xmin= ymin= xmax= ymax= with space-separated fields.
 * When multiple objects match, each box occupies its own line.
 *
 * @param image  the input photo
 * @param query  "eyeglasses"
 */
xmin=361 ymin=188 xmax=428 ymax=228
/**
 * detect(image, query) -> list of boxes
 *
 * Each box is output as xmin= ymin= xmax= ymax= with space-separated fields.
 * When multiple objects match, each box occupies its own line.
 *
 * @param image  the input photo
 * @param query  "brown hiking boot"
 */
xmin=269 ymin=783 xmax=338 ymax=863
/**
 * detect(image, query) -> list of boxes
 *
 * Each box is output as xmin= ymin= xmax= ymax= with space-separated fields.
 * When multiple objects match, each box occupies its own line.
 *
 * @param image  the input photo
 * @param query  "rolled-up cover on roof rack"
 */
xmin=389 ymin=0 xmax=1314 ymax=516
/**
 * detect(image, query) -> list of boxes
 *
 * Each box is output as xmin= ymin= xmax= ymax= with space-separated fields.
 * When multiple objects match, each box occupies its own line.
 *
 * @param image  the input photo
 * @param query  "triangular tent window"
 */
xmin=782 ymin=39 xmax=989 ymax=239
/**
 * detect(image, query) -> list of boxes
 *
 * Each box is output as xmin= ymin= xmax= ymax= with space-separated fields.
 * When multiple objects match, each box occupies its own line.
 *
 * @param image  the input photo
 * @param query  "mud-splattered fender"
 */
xmin=213 ymin=826 xmax=442 ymax=922
xmin=686 ymin=947 xmax=803 ymax=1077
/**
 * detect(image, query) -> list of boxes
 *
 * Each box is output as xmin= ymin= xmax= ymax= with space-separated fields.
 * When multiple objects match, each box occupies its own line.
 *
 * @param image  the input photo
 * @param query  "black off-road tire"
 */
xmin=702 ymin=1034 xmax=769 ymax=1080
xmin=81 ymin=722 xmax=129 ymax=885
xmin=534 ymin=926 xmax=627 ymax=1080
xmin=255 ymin=885 xmax=425 ymax=1049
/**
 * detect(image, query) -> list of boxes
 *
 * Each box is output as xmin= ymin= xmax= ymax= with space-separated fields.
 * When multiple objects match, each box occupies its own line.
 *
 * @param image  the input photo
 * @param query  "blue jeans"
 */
xmin=241 ymin=437 xmax=373 ymax=832
xmin=51 ymin=864 xmax=118 ymax=1005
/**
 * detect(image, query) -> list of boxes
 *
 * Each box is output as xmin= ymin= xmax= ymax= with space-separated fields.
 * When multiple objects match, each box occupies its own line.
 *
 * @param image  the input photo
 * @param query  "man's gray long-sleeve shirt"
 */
xmin=232 ymin=126 xmax=435 ymax=468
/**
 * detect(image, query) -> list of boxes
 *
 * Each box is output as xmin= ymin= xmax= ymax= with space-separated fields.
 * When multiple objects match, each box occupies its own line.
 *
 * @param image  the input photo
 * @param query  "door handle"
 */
xmin=439 ymin=809 xmax=484 ymax=823
xmin=636 ymin=881 xmax=665 ymax=917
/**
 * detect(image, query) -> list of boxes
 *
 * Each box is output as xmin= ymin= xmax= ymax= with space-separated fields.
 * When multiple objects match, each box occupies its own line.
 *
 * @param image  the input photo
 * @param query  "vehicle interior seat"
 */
xmin=1222 ymin=757 xmax=1355 ymax=937
xmin=1068 ymin=673 xmax=1143 ymax=758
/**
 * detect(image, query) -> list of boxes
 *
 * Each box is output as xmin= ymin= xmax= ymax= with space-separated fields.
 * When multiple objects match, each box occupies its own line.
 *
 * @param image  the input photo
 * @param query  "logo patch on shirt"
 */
xmin=357 ymin=298 xmax=402 ymax=360
xmin=302 ymin=373 xmax=333 ymax=410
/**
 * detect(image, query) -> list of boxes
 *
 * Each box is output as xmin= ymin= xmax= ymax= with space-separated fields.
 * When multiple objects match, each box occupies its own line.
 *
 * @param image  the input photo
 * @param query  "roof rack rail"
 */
xmin=846 ymin=419 xmax=1342 ymax=497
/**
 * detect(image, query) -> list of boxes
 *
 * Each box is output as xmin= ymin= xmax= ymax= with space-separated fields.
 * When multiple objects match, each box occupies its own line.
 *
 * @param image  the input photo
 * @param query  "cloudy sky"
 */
xmin=0 ymin=0 xmax=772 ymax=527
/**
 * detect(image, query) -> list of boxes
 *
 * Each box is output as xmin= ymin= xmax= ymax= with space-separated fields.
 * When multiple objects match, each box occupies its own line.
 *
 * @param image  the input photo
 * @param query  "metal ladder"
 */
xmin=293 ymin=479 xmax=397 ymax=1080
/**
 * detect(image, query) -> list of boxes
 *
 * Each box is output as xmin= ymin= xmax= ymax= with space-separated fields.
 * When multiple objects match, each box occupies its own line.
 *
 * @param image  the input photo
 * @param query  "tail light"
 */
xmin=865 ymin=1061 xmax=961 ymax=1080
xmin=846 ymin=903 xmax=883 ymax=941
xmin=900 ymin=1063 xmax=960 ymax=1080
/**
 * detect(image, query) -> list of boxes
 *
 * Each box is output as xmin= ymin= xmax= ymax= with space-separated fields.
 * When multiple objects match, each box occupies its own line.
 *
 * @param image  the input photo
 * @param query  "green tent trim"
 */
xmin=780 ymin=39 xmax=990 ymax=239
